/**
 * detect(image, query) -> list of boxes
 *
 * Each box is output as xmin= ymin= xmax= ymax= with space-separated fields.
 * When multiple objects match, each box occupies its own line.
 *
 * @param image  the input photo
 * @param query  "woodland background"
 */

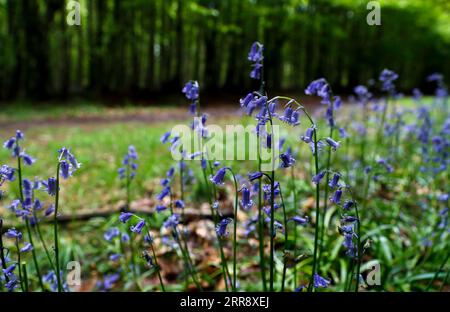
xmin=0 ymin=0 xmax=449 ymax=102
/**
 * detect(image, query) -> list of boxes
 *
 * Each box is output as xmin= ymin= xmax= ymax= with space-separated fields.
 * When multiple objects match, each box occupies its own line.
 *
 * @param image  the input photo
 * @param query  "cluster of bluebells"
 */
xmin=118 ymin=145 xmax=138 ymax=180
xmin=305 ymin=78 xmax=341 ymax=128
xmin=182 ymin=80 xmax=199 ymax=116
xmin=58 ymin=147 xmax=81 ymax=180
xmin=3 ymin=130 xmax=35 ymax=165
xmin=414 ymin=85 xmax=449 ymax=174
xmin=0 ymin=165 xmax=14 ymax=199
xmin=1 ymin=228 xmax=35 ymax=291
xmin=248 ymin=42 xmax=264 ymax=80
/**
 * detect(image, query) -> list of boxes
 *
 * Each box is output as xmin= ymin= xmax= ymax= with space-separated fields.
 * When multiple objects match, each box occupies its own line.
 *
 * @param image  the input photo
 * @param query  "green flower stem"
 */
xmin=225 ymin=168 xmax=239 ymax=292
xmin=150 ymin=242 xmax=166 ymax=292
xmin=354 ymin=202 xmax=362 ymax=292
xmin=268 ymin=97 xmax=319 ymax=292
xmin=201 ymin=167 xmax=231 ymax=291
xmin=291 ymin=167 xmax=298 ymax=287
xmin=33 ymin=209 xmax=55 ymax=271
xmin=54 ymin=162 xmax=62 ymax=292
xmin=22 ymin=262 xmax=29 ymax=292
xmin=426 ymin=251 xmax=450 ymax=291
xmin=16 ymin=239 xmax=24 ymax=291
xmin=169 ymin=192 xmax=202 ymax=290
xmin=279 ymin=186 xmax=288 ymax=291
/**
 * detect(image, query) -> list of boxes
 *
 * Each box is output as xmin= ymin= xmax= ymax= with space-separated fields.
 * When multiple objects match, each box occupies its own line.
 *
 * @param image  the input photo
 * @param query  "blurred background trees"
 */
xmin=0 ymin=0 xmax=449 ymax=101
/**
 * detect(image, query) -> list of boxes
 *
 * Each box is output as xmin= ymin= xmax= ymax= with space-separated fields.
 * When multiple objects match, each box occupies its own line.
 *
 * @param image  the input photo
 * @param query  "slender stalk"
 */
xmin=169 ymin=192 xmax=202 ymax=290
xmin=318 ymin=125 xmax=334 ymax=268
xmin=227 ymin=169 xmax=239 ymax=292
xmin=308 ymin=128 xmax=321 ymax=292
xmin=22 ymin=262 xmax=29 ymax=292
xmin=33 ymin=209 xmax=55 ymax=270
xmin=291 ymin=167 xmax=298 ymax=287
xmin=426 ymin=252 xmax=450 ymax=291
xmin=16 ymin=240 xmax=24 ymax=291
xmin=354 ymin=202 xmax=362 ymax=292
xmin=202 ymin=168 xmax=231 ymax=291
xmin=54 ymin=162 xmax=62 ymax=292
xmin=150 ymin=242 xmax=166 ymax=292
xmin=279 ymin=186 xmax=288 ymax=291
xmin=257 ymin=138 xmax=267 ymax=291
xmin=439 ymin=269 xmax=449 ymax=292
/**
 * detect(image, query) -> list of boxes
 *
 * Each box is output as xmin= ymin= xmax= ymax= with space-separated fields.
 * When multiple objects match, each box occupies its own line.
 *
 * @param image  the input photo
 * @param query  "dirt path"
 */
xmin=2 ymin=99 xmax=323 ymax=131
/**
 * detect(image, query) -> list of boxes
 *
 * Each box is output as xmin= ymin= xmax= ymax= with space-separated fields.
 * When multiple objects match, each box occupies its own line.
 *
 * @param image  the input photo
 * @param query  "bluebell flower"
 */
xmin=104 ymin=227 xmax=120 ymax=241
xmin=343 ymin=200 xmax=355 ymax=211
xmin=119 ymin=145 xmax=138 ymax=180
xmin=250 ymin=63 xmax=263 ymax=80
xmin=330 ymin=189 xmax=343 ymax=205
xmin=279 ymin=107 xmax=300 ymax=126
xmin=300 ymin=126 xmax=315 ymax=144
xmin=163 ymin=214 xmax=180 ymax=229
xmin=160 ymin=131 xmax=171 ymax=144
xmin=248 ymin=171 xmax=263 ymax=182
xmin=243 ymin=215 xmax=258 ymax=237
xmin=130 ymin=219 xmax=145 ymax=234
xmin=201 ymin=159 xmax=207 ymax=170
xmin=305 ymin=78 xmax=328 ymax=96
xmin=279 ymin=153 xmax=296 ymax=168
xmin=45 ymin=204 xmax=55 ymax=217
xmin=3 ymin=263 xmax=16 ymax=276
xmin=119 ymin=212 xmax=133 ymax=223
xmin=313 ymin=273 xmax=330 ymax=288
xmin=121 ymin=232 xmax=130 ymax=242
xmin=290 ymin=216 xmax=309 ymax=226
xmin=167 ymin=167 xmax=175 ymax=178
xmin=248 ymin=42 xmax=264 ymax=63
xmin=3 ymin=137 xmax=16 ymax=150
xmin=156 ymin=204 xmax=167 ymax=213
xmin=182 ymin=81 xmax=199 ymax=101
xmin=0 ymin=165 xmax=14 ymax=184
xmin=58 ymin=147 xmax=81 ymax=177
xmin=312 ymin=171 xmax=326 ymax=184
xmin=379 ymin=69 xmax=399 ymax=93
xmin=189 ymin=103 xmax=197 ymax=116
xmin=240 ymin=186 xmax=253 ymax=210
xmin=328 ymin=173 xmax=340 ymax=189
xmin=20 ymin=242 xmax=33 ymax=253
xmin=109 ymin=254 xmax=121 ymax=262
xmin=175 ymin=200 xmax=185 ymax=209
xmin=60 ymin=161 xmax=70 ymax=179
xmin=341 ymin=215 xmax=358 ymax=223
xmin=377 ymin=158 xmax=394 ymax=173
xmin=210 ymin=167 xmax=228 ymax=186
xmin=102 ymin=273 xmax=120 ymax=290
xmin=156 ymin=186 xmax=170 ymax=201
xmin=5 ymin=278 xmax=19 ymax=292
xmin=214 ymin=161 xmax=221 ymax=167
xmin=144 ymin=234 xmax=154 ymax=244
xmin=325 ymin=137 xmax=340 ymax=151
xmin=20 ymin=152 xmax=35 ymax=166
xmin=216 ymin=218 xmax=233 ymax=237
xmin=5 ymin=228 xmax=22 ymax=240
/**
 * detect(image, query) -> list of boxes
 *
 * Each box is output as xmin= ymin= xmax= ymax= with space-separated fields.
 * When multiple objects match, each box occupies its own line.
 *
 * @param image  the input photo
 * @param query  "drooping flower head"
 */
xmin=313 ymin=273 xmax=331 ymax=288
xmin=240 ymin=186 xmax=253 ymax=210
xmin=58 ymin=147 xmax=81 ymax=179
xmin=118 ymin=145 xmax=138 ymax=180
xmin=379 ymin=69 xmax=399 ymax=93
xmin=216 ymin=218 xmax=233 ymax=237
xmin=210 ymin=167 xmax=229 ymax=186
xmin=182 ymin=80 xmax=199 ymax=101
xmin=247 ymin=42 xmax=264 ymax=80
